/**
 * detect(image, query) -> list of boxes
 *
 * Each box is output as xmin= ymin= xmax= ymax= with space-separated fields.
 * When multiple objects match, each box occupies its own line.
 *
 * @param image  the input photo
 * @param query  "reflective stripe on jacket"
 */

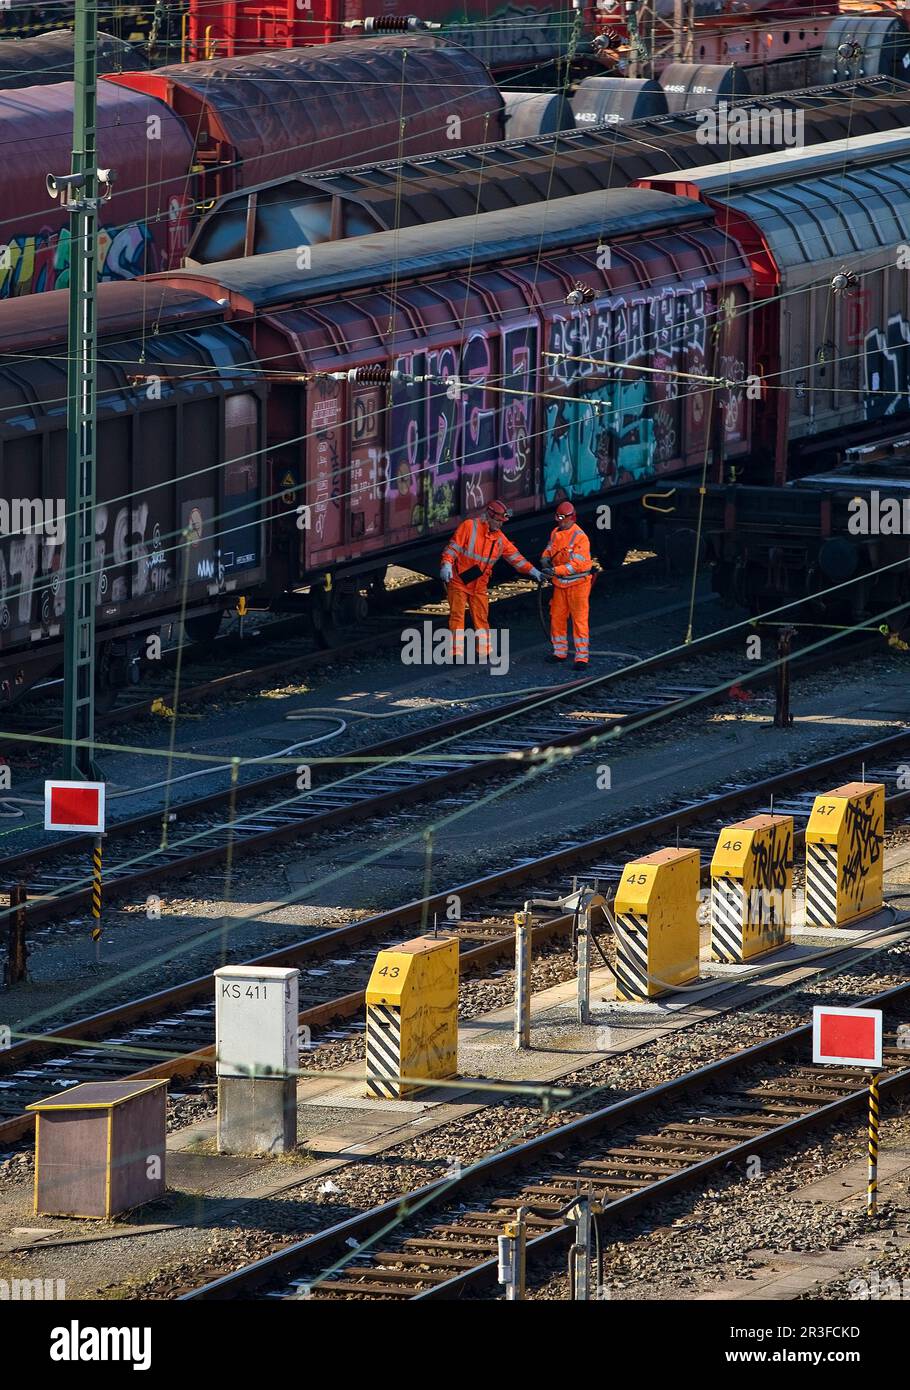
xmin=442 ymin=517 xmax=534 ymax=590
xmin=543 ymin=523 xmax=592 ymax=587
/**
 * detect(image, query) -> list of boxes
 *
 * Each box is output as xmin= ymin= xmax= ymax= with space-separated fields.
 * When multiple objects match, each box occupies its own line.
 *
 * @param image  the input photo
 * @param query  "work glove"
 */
xmin=530 ymin=567 xmax=543 ymax=583
xmin=440 ymin=563 xmax=453 ymax=583
xmin=540 ymin=562 xmax=555 ymax=577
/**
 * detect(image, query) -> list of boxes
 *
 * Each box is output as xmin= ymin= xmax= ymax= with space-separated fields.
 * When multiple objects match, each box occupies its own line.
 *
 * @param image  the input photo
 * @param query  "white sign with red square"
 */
xmin=44 ymin=781 xmax=106 ymax=834
xmin=812 ymin=1005 xmax=882 ymax=1069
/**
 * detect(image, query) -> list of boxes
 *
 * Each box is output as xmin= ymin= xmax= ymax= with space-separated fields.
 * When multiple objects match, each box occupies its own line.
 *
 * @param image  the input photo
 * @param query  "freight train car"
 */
xmin=0 ymin=30 xmax=148 ymax=90
xmin=0 ymin=285 xmax=267 ymax=704
xmin=153 ymin=188 xmax=752 ymax=625
xmin=0 ymin=81 xmax=195 ymax=298
xmin=182 ymin=75 xmax=910 ymax=264
xmin=645 ymin=129 xmax=910 ymax=479
xmin=183 ymin=0 xmax=588 ymax=74
xmin=104 ymin=37 xmax=506 ymax=206
xmin=639 ymin=129 xmax=910 ymax=615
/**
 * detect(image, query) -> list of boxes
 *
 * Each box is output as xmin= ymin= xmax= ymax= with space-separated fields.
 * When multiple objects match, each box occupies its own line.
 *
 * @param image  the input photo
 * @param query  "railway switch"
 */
xmin=613 ymin=848 xmax=700 ymax=1000
xmin=710 ymin=814 xmax=793 ymax=963
xmin=215 ymin=965 xmax=300 ymax=1154
xmin=805 ymin=782 xmax=884 ymax=928
xmin=365 ymin=935 xmax=458 ymax=1098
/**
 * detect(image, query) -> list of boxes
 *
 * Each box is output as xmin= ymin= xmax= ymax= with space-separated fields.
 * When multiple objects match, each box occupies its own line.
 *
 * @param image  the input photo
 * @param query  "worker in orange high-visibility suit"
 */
xmin=440 ymin=499 xmax=542 ymax=660
xmin=541 ymin=500 xmax=593 ymax=669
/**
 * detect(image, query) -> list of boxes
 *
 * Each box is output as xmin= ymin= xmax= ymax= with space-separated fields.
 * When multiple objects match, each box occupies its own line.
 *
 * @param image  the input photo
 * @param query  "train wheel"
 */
xmin=184 ymin=610 xmax=224 ymax=645
xmin=94 ymin=642 xmax=120 ymax=714
xmin=311 ymin=583 xmax=369 ymax=648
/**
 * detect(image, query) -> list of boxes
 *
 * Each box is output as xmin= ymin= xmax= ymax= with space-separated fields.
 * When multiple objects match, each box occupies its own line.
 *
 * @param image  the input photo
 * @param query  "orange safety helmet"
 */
xmin=555 ymin=500 xmax=576 ymax=520
xmin=486 ymin=499 xmax=511 ymax=522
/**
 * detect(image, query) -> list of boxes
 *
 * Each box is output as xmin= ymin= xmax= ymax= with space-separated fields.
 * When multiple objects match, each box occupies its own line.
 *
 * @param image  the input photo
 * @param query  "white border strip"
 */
xmin=812 ymin=1004 xmax=883 ymax=1068
xmin=43 ymin=780 xmax=106 ymax=834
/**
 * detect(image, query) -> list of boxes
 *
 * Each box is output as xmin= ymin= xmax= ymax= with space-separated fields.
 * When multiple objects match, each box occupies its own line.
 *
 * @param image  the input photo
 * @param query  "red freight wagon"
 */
xmin=155 ymin=187 xmax=752 ymax=595
xmin=184 ymin=0 xmax=588 ymax=73
xmin=106 ymin=36 xmax=505 ymax=205
xmin=0 ymin=81 xmax=195 ymax=299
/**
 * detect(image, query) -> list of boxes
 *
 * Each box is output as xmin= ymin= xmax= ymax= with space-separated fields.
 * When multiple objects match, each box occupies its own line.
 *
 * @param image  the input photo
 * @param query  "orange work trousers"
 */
xmin=550 ymin=579 xmax=591 ymax=662
xmin=447 ymin=582 xmax=490 ymax=660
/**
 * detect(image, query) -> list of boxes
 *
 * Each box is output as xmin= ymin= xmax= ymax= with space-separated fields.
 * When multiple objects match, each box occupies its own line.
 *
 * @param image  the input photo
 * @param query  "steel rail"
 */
xmin=0 ymin=610 xmax=737 ymax=876
xmin=2 ymin=727 xmax=909 ymax=1146
xmin=180 ymin=979 xmax=910 ymax=1301
xmin=0 ymin=623 xmax=882 ymax=933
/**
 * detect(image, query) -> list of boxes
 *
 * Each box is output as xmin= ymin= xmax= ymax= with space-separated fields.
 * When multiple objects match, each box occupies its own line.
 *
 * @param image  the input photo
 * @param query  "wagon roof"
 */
xmin=105 ymin=36 xmax=503 ymax=187
xmin=161 ymin=187 xmax=713 ymax=310
xmin=184 ymin=74 xmax=910 ymax=264
xmin=0 ymin=282 xmax=225 ymax=353
xmin=650 ymin=128 xmax=910 ymax=269
xmin=0 ymin=29 xmax=147 ymax=90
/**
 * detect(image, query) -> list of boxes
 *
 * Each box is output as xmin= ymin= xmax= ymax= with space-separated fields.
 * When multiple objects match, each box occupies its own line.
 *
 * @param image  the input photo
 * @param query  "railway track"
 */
xmin=4 ymin=577 xmax=444 ymax=737
xmin=7 ymin=558 xmax=655 ymax=738
xmin=2 ymin=724 xmax=910 ymax=1148
xmin=0 ymin=616 xmax=885 ymax=941
xmin=0 ymin=620 xmax=747 ymax=933
xmin=180 ymin=980 xmax=910 ymax=1301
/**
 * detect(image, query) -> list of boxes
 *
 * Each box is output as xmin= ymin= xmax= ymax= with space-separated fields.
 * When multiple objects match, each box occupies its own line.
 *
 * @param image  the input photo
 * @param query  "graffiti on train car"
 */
xmin=0 ymin=198 xmax=192 ymax=297
xmin=0 ymin=504 xmax=173 ymax=642
xmin=863 ymin=315 xmax=910 ymax=420
xmin=542 ymin=284 xmax=711 ymax=498
xmin=444 ymin=3 xmax=570 ymax=63
xmin=388 ymin=327 xmax=537 ymax=530
xmin=318 ymin=279 xmax=724 ymax=540
xmin=0 ymin=223 xmax=155 ymax=297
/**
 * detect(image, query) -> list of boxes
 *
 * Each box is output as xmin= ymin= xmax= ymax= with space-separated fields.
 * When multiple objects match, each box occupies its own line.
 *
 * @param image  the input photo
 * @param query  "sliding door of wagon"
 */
xmin=132 ymin=406 xmax=178 ymax=601
xmin=221 ymin=392 xmax=262 ymax=576
xmin=541 ymin=303 xmax=622 ymax=501
xmin=459 ymin=327 xmax=500 ymax=514
xmin=305 ymin=376 xmax=344 ymax=561
xmin=96 ymin=414 xmax=136 ymax=609
xmin=349 ymin=382 xmax=384 ymax=543
xmin=387 ymin=358 xmax=425 ymax=535
xmin=498 ymin=321 xmax=537 ymax=508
